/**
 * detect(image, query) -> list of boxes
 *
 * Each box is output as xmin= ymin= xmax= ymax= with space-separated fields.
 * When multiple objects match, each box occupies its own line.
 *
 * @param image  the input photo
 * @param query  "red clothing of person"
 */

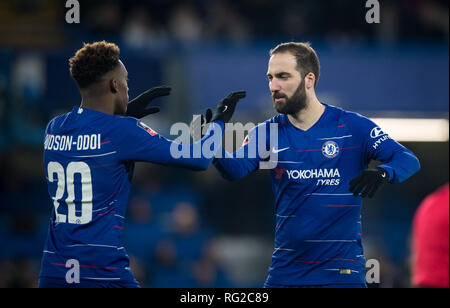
xmin=412 ymin=183 xmax=449 ymax=288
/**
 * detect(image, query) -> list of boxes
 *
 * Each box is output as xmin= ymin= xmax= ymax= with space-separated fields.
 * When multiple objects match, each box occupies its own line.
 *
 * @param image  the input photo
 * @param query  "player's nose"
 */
xmin=269 ymin=79 xmax=281 ymax=92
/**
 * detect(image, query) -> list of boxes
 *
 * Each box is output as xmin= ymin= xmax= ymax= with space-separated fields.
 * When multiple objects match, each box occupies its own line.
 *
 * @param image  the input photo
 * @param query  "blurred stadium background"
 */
xmin=0 ymin=0 xmax=448 ymax=288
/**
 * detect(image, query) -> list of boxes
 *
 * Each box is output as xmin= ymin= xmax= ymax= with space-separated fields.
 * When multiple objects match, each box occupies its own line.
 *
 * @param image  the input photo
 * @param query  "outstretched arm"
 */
xmin=213 ymin=145 xmax=261 ymax=181
xmin=118 ymin=90 xmax=246 ymax=171
xmin=213 ymin=121 xmax=273 ymax=181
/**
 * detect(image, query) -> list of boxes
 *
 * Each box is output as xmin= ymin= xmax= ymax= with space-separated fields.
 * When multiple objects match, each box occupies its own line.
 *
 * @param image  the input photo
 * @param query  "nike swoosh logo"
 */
xmin=222 ymin=105 xmax=228 ymax=112
xmin=272 ymin=147 xmax=290 ymax=154
xmin=381 ymin=173 xmax=386 ymax=178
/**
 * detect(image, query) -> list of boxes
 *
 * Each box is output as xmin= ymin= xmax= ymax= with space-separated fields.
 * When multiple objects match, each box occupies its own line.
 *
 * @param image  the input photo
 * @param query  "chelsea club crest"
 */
xmin=322 ymin=141 xmax=340 ymax=158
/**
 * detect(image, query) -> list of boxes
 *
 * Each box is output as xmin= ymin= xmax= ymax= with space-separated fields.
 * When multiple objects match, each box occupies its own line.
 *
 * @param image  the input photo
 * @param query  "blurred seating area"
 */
xmin=0 ymin=0 xmax=448 ymax=49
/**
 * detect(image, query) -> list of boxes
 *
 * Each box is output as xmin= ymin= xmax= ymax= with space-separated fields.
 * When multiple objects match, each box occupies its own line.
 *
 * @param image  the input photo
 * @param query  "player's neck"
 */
xmin=287 ymin=97 xmax=325 ymax=131
xmin=80 ymin=94 xmax=115 ymax=116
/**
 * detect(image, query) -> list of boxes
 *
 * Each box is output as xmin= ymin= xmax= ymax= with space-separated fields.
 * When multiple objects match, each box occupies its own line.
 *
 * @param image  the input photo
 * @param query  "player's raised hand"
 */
xmin=211 ymin=91 xmax=246 ymax=124
xmin=126 ymin=86 xmax=171 ymax=118
xmin=190 ymin=91 xmax=245 ymax=140
xmin=349 ymin=167 xmax=389 ymax=198
xmin=190 ymin=108 xmax=213 ymax=140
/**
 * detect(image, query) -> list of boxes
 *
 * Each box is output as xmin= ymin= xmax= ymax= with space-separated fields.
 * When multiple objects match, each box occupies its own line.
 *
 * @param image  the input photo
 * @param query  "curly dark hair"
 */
xmin=69 ymin=41 xmax=120 ymax=89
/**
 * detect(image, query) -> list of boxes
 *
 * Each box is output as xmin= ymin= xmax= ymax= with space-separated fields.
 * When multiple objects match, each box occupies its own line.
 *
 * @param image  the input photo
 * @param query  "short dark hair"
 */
xmin=69 ymin=41 xmax=120 ymax=89
xmin=270 ymin=42 xmax=320 ymax=87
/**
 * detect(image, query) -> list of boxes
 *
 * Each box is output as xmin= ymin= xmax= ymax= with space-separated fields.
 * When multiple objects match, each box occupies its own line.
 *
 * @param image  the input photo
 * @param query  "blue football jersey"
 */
xmin=40 ymin=106 xmax=224 ymax=284
xmin=214 ymin=104 xmax=420 ymax=286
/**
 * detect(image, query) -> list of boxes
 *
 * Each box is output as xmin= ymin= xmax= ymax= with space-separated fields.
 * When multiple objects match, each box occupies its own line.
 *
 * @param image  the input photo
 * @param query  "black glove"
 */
xmin=349 ymin=167 xmax=389 ymax=198
xmin=211 ymin=91 xmax=246 ymax=123
xmin=190 ymin=91 xmax=246 ymax=140
xmin=126 ymin=86 xmax=171 ymax=118
xmin=190 ymin=109 xmax=213 ymax=140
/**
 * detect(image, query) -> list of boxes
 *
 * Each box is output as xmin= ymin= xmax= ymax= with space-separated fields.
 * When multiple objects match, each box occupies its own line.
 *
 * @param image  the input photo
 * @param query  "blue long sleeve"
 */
xmin=378 ymin=148 xmax=420 ymax=183
xmin=167 ymin=121 xmax=225 ymax=171
xmin=213 ymin=147 xmax=259 ymax=180
xmin=213 ymin=122 xmax=267 ymax=180
xmin=348 ymin=112 xmax=421 ymax=183
xmin=117 ymin=117 xmax=225 ymax=171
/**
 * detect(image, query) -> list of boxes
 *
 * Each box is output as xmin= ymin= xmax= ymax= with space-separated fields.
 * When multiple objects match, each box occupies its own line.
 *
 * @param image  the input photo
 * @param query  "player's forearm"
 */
xmin=213 ymin=148 xmax=255 ymax=181
xmin=378 ymin=148 xmax=420 ymax=183
xmin=167 ymin=120 xmax=225 ymax=171
xmin=214 ymin=159 xmax=247 ymax=181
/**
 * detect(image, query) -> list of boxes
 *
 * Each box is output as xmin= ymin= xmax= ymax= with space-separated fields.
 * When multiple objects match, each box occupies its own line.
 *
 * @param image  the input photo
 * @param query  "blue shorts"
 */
xmin=38 ymin=277 xmax=140 ymax=288
xmin=264 ymin=282 xmax=367 ymax=288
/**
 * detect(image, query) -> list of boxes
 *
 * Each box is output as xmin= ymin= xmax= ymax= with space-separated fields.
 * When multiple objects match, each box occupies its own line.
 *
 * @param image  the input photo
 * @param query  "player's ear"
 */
xmin=110 ymin=79 xmax=118 ymax=94
xmin=305 ymin=73 xmax=315 ymax=89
